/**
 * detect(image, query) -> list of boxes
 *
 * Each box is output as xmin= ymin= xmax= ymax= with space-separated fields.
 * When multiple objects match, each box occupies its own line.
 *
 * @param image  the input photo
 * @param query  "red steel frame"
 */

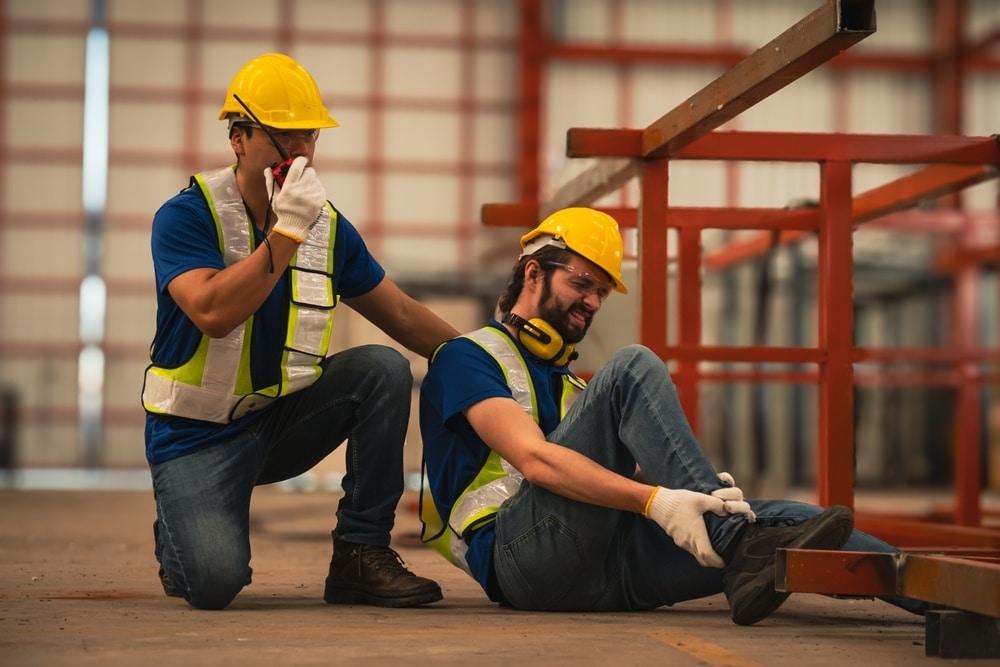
xmin=488 ymin=130 xmax=1000 ymax=542
xmin=490 ymin=0 xmax=1000 ymax=621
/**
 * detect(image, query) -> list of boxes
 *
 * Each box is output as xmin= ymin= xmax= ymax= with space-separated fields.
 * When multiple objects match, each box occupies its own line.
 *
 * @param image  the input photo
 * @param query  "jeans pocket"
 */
xmin=496 ymin=514 xmax=587 ymax=611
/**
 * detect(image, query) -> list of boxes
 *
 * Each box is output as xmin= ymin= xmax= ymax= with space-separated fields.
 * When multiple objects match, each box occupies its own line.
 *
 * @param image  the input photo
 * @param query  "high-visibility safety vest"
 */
xmin=420 ymin=326 xmax=585 ymax=574
xmin=141 ymin=166 xmax=337 ymax=424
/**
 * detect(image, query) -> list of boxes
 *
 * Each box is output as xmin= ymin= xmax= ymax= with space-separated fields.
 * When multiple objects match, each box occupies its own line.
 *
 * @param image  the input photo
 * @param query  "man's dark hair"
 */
xmin=497 ymin=244 xmax=575 ymax=314
xmin=230 ymin=122 xmax=255 ymax=140
xmin=229 ymin=123 xmax=257 ymax=165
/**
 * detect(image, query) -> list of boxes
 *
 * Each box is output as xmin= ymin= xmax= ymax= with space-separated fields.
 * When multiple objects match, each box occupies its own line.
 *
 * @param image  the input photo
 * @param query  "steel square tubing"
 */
xmin=776 ymin=549 xmax=1000 ymax=619
xmin=566 ymin=128 xmax=1000 ymax=164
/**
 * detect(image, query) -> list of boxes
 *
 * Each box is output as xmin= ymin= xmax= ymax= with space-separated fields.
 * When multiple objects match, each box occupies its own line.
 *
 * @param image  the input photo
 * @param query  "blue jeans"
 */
xmin=493 ymin=345 xmax=925 ymax=613
xmin=150 ymin=345 xmax=411 ymax=609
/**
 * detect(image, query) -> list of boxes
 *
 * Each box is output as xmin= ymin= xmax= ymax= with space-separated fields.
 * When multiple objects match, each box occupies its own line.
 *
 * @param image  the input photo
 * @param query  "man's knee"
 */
xmin=367 ymin=344 xmax=411 ymax=378
xmin=357 ymin=345 xmax=412 ymax=397
xmin=611 ymin=344 xmax=657 ymax=365
xmin=607 ymin=344 xmax=666 ymax=379
xmin=182 ymin=564 xmax=251 ymax=610
xmin=330 ymin=345 xmax=411 ymax=387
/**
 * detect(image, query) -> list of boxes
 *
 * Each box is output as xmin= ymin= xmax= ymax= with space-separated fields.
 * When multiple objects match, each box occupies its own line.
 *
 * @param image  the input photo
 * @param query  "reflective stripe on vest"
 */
xmin=420 ymin=327 xmax=585 ymax=572
xmin=141 ymin=166 xmax=336 ymax=424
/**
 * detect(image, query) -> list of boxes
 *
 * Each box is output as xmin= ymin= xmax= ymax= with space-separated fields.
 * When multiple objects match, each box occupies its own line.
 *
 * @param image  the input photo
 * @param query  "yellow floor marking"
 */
xmin=653 ymin=629 xmax=766 ymax=667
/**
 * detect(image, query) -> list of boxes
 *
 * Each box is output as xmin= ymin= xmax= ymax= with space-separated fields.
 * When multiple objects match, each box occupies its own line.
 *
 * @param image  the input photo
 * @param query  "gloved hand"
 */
xmin=264 ymin=156 xmax=328 ymax=243
xmin=644 ymin=486 xmax=730 ymax=568
xmin=716 ymin=471 xmax=739 ymax=493
xmin=712 ymin=472 xmax=756 ymax=522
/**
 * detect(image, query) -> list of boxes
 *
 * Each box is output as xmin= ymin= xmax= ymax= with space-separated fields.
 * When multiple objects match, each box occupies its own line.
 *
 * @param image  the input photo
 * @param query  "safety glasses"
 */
xmin=236 ymin=123 xmax=319 ymax=149
xmin=545 ymin=262 xmax=613 ymax=302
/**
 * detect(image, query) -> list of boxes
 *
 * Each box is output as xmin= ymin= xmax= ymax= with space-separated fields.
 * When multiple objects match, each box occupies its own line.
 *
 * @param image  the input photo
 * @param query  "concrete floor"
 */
xmin=1 ymin=487 xmax=995 ymax=667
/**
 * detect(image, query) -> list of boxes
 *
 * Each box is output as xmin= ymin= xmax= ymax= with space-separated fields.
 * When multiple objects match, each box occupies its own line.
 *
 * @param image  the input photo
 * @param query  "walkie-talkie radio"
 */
xmin=232 ymin=93 xmax=294 ymax=186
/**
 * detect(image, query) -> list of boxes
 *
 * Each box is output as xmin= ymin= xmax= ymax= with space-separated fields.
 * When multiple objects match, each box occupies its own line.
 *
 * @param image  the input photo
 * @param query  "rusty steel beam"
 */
xmin=777 ymin=549 xmax=898 ymax=596
xmin=668 ymin=207 xmax=818 ymax=231
xmin=702 ymin=163 xmax=998 ymax=270
xmin=853 ymin=163 xmax=998 ymax=223
xmin=481 ymin=202 xmax=639 ymax=232
xmin=936 ymin=243 xmax=1000 ymax=271
xmin=567 ymin=128 xmax=1000 ymax=165
xmin=517 ymin=0 xmax=544 ymax=202
xmin=481 ymin=201 xmax=540 ymax=228
xmin=902 ymin=554 xmax=1000 ymax=618
xmin=484 ymin=163 xmax=998 ymax=264
xmin=663 ymin=344 xmax=823 ymax=364
xmin=855 ymin=346 xmax=1000 ymax=363
xmin=816 ymin=160 xmax=856 ymax=509
xmin=486 ymin=148 xmax=1000 ymax=276
xmin=538 ymin=0 xmax=876 ymax=218
xmin=679 ymin=355 xmax=1000 ymax=385
xmin=777 ymin=549 xmax=1000 ymax=619
xmin=540 ymin=158 xmax=639 ymax=218
xmin=661 ymin=344 xmax=1000 ymax=368
xmin=643 ymin=0 xmax=874 ymax=158
xmin=856 ymin=514 xmax=1000 ymax=549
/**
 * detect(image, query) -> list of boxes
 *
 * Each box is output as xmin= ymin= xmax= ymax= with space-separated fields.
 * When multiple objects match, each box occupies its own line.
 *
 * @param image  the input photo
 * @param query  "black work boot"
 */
xmin=324 ymin=536 xmax=443 ymax=608
xmin=722 ymin=505 xmax=854 ymax=626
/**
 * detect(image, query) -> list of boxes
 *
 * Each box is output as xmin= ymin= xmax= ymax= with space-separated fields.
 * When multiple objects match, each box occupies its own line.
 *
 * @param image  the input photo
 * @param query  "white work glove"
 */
xmin=264 ymin=156 xmax=328 ymax=243
xmin=712 ymin=472 xmax=756 ymax=522
xmin=644 ymin=487 xmax=731 ymax=568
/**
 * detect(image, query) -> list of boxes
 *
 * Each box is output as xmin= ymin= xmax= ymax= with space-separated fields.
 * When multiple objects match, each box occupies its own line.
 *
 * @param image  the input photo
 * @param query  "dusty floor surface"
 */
xmin=1 ymin=487 xmax=994 ymax=667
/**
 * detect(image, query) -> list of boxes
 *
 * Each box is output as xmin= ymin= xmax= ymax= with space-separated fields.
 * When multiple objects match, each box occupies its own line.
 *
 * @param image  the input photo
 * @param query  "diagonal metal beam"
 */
xmin=643 ymin=0 xmax=875 ymax=158
xmin=540 ymin=0 xmax=876 ymax=218
xmin=702 ymin=163 xmax=998 ymax=270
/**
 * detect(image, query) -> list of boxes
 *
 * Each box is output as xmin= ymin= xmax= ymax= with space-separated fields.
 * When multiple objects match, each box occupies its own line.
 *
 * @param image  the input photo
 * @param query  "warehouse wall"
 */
xmin=1 ymin=0 xmax=998 ymax=493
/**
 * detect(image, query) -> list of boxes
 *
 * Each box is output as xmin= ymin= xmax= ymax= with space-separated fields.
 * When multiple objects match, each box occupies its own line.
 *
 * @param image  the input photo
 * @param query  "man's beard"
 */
xmin=537 ymin=280 xmax=592 ymax=345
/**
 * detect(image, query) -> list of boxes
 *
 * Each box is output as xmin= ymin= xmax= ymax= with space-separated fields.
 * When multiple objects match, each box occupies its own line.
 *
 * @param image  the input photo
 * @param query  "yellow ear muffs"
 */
xmin=502 ymin=312 xmax=576 ymax=366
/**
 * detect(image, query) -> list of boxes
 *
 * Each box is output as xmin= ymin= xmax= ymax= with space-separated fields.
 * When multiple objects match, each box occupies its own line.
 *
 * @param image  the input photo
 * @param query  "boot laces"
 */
xmin=360 ymin=545 xmax=413 ymax=579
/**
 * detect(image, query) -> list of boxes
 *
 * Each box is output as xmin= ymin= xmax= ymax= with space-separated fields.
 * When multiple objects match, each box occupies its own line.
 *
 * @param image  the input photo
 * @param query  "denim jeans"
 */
xmin=493 ymin=344 xmax=924 ymax=614
xmin=150 ymin=344 xmax=411 ymax=609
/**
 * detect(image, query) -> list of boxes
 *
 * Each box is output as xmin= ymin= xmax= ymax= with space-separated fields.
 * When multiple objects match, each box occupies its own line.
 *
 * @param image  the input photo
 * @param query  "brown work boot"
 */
xmin=722 ymin=505 xmax=854 ymax=626
xmin=324 ymin=537 xmax=443 ymax=608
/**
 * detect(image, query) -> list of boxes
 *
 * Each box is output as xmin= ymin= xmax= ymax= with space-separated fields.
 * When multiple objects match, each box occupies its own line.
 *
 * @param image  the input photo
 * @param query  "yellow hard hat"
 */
xmin=218 ymin=53 xmax=339 ymax=129
xmin=520 ymin=207 xmax=628 ymax=294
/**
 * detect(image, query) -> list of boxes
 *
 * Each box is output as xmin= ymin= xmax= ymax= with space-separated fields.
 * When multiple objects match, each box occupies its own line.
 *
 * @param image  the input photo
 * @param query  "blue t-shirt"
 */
xmin=144 ymin=178 xmax=385 ymax=464
xmin=418 ymin=321 xmax=579 ymax=601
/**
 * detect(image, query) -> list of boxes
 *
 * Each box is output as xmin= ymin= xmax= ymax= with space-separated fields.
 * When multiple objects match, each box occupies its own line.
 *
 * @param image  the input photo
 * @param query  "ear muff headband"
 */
xmin=502 ymin=312 xmax=576 ymax=366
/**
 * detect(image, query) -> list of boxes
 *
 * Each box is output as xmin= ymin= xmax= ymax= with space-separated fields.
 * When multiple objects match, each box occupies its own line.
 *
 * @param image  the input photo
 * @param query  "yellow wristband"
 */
xmin=271 ymin=226 xmax=305 ymax=244
xmin=643 ymin=486 xmax=662 ymax=518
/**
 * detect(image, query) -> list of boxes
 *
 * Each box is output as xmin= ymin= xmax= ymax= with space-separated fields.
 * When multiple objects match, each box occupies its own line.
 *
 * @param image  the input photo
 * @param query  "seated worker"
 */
xmin=418 ymin=206 xmax=930 ymax=625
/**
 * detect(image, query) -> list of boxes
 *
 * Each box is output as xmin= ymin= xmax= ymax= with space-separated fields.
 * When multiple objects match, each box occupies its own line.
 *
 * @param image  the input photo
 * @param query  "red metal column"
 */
xmin=518 ymin=0 xmax=544 ymax=202
xmin=932 ymin=0 xmax=966 ymax=136
xmin=935 ymin=0 xmax=981 ymax=526
xmin=932 ymin=0 xmax=967 ymax=211
xmin=638 ymin=160 xmax=669 ymax=362
xmin=363 ymin=0 xmax=388 ymax=256
xmin=954 ymin=222 xmax=983 ymax=525
xmin=0 ymin=0 xmax=7 ymax=244
xmin=181 ymin=0 xmax=204 ymax=177
xmin=676 ymin=223 xmax=702 ymax=431
xmin=457 ymin=1 xmax=479 ymax=275
xmin=817 ymin=160 xmax=855 ymax=508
